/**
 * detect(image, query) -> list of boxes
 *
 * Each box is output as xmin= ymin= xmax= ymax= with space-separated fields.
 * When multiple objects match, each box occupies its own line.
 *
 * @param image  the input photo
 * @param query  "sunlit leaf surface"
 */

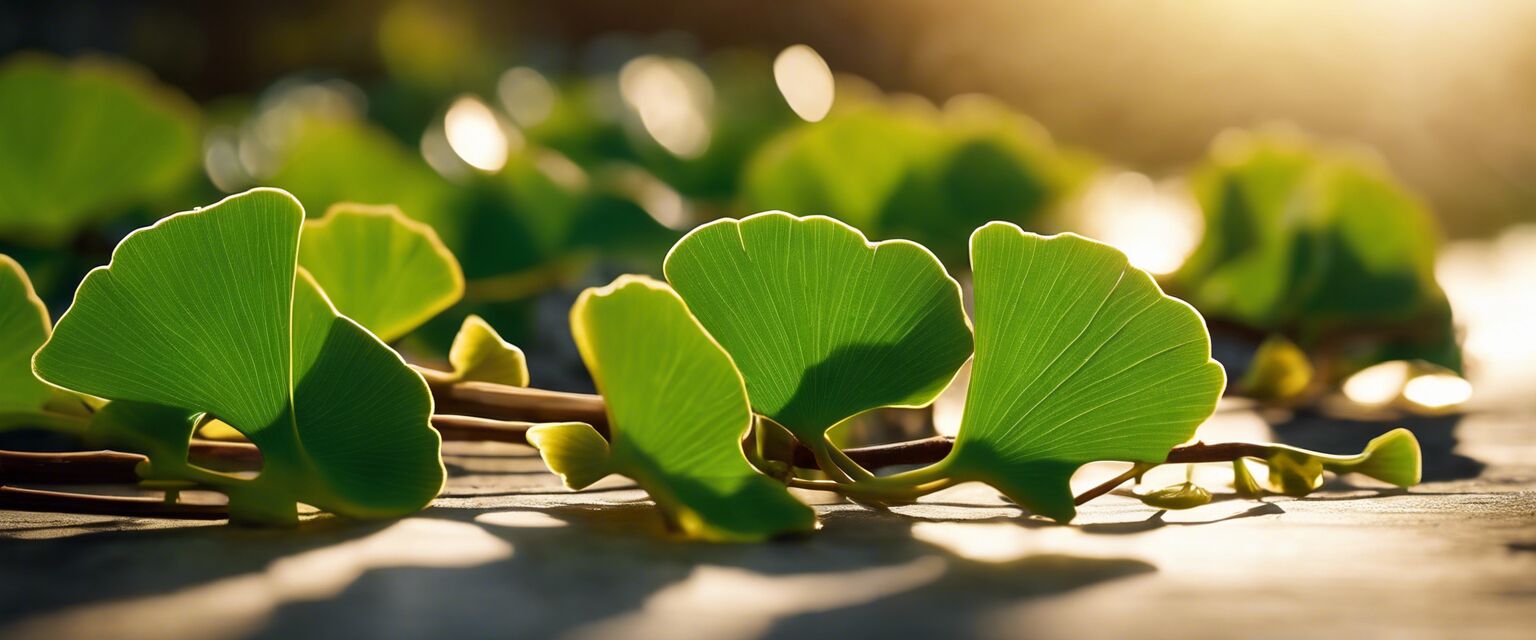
xmin=0 ymin=55 xmax=198 ymax=244
xmin=945 ymin=224 xmax=1226 ymax=522
xmin=444 ymin=314 xmax=529 ymax=387
xmin=299 ymin=203 xmax=464 ymax=342
xmin=33 ymin=188 xmax=444 ymax=525
xmin=0 ymin=254 xmax=53 ymax=413
xmin=664 ymin=212 xmax=972 ymax=443
xmin=542 ymin=275 xmax=815 ymax=541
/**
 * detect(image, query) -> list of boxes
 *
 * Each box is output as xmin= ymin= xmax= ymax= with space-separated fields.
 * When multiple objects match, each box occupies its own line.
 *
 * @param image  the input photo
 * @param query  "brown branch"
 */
xmin=1072 ymin=441 xmax=1276 ymax=506
xmin=1073 ymin=465 xmax=1148 ymax=506
xmin=0 ymin=450 xmax=144 ymax=484
xmin=0 ymin=486 xmax=227 ymax=520
xmin=427 ymin=379 xmax=608 ymax=428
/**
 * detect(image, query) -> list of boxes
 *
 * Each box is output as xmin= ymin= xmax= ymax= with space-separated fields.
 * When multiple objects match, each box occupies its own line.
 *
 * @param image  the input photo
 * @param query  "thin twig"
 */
xmin=0 ymin=486 xmax=227 ymax=520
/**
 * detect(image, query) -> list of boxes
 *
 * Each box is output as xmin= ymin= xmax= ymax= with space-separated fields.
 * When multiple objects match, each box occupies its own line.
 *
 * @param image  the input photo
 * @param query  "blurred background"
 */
xmin=3 ymin=0 xmax=1533 ymax=413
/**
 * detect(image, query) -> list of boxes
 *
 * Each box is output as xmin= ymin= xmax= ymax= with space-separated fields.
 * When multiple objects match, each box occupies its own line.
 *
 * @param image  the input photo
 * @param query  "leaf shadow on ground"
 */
xmin=0 ymin=517 xmax=393 ymax=624
xmin=244 ymin=502 xmax=1155 ymax=639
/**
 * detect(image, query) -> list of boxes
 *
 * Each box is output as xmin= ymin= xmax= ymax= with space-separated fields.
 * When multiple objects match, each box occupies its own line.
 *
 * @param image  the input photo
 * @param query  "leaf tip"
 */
xmin=527 ymin=422 xmax=612 ymax=490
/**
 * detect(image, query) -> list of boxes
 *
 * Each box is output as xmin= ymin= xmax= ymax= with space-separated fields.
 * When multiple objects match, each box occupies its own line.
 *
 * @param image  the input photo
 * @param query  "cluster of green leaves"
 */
xmin=1172 ymin=128 xmax=1460 ymax=395
xmin=534 ymin=211 xmax=1422 ymax=540
xmin=745 ymin=96 xmax=1088 ymax=264
xmin=4 ymin=188 xmax=528 ymax=525
xmin=2 ymin=193 xmax=1425 ymax=536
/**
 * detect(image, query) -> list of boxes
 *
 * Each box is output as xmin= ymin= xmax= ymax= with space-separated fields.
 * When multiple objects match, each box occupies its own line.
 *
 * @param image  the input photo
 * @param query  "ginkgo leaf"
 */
xmin=1138 ymin=482 xmax=1213 ymax=510
xmin=1266 ymin=451 xmax=1324 ymax=497
xmin=942 ymin=223 xmax=1226 ymax=522
xmin=1273 ymin=427 xmax=1421 ymax=490
xmin=663 ymin=211 xmax=972 ymax=446
xmin=0 ymin=55 xmax=198 ymax=244
xmin=0 ymin=254 xmax=54 ymax=414
xmin=444 ymin=314 xmax=529 ymax=387
xmin=526 ymin=421 xmax=612 ymax=490
xmin=33 ymin=188 xmax=444 ymax=525
xmin=298 ymin=203 xmax=464 ymax=342
xmin=553 ymin=275 xmax=815 ymax=541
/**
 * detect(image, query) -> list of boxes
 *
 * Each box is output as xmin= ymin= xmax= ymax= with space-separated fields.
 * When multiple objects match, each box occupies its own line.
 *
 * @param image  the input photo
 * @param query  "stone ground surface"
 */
xmin=1 ymin=403 xmax=1533 ymax=640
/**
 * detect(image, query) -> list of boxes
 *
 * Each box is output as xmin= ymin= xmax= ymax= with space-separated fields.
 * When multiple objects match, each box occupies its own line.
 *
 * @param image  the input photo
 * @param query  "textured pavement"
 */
xmin=2 ymin=404 xmax=1533 ymax=640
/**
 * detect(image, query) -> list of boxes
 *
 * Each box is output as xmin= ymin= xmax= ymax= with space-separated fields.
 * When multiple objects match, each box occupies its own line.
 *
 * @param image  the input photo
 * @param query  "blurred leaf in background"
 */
xmin=0 ymin=55 xmax=200 ymax=246
xmin=1172 ymin=127 xmax=1460 ymax=377
xmin=744 ymin=94 xmax=1085 ymax=265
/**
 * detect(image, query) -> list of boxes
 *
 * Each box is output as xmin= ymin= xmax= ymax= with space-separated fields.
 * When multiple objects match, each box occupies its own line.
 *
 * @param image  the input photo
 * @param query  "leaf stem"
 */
xmin=0 ymin=485 xmax=227 ymax=520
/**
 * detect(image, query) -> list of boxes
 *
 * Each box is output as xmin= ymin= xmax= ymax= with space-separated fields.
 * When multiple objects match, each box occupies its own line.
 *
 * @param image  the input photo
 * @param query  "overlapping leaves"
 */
xmin=32 ymin=188 xmax=444 ymax=525
xmin=656 ymin=213 xmax=1224 ymax=523
xmin=664 ymin=211 xmax=973 ymax=446
xmin=530 ymin=276 xmax=815 ymax=541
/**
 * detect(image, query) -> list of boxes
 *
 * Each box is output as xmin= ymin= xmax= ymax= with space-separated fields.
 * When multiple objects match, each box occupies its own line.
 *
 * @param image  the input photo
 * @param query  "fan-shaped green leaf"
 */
xmin=526 ymin=421 xmax=611 ymax=490
xmin=0 ymin=255 xmax=53 ymax=414
xmin=943 ymin=224 xmax=1226 ymax=522
xmin=32 ymin=188 xmax=444 ymax=525
xmin=551 ymin=275 xmax=815 ymax=541
xmin=664 ymin=212 xmax=973 ymax=444
xmin=444 ymin=314 xmax=528 ymax=387
xmin=0 ymin=55 xmax=198 ymax=244
xmin=1279 ymin=427 xmax=1421 ymax=489
xmin=299 ymin=203 xmax=464 ymax=342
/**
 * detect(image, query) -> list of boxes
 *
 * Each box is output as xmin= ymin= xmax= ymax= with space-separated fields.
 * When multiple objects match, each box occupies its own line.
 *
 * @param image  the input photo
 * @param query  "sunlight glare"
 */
xmin=1342 ymin=361 xmax=1411 ymax=406
xmin=773 ymin=44 xmax=835 ymax=122
xmin=618 ymin=55 xmax=713 ymax=159
xmin=1403 ymin=373 xmax=1472 ymax=410
xmin=445 ymin=95 xmax=515 ymax=172
xmin=1078 ymin=172 xmax=1202 ymax=275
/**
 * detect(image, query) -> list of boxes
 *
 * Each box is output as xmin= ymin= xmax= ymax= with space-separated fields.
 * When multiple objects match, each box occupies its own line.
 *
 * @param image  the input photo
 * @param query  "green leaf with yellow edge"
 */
xmin=551 ymin=275 xmax=815 ymax=541
xmin=0 ymin=55 xmax=198 ymax=244
xmin=1267 ymin=427 xmax=1422 ymax=492
xmin=664 ymin=212 xmax=973 ymax=446
xmin=941 ymin=224 xmax=1226 ymax=522
xmin=33 ymin=188 xmax=444 ymax=525
xmin=444 ymin=314 xmax=529 ymax=387
xmin=526 ymin=421 xmax=612 ymax=490
xmin=298 ymin=203 xmax=464 ymax=342
xmin=0 ymin=254 xmax=53 ymax=414
xmin=1138 ymin=482 xmax=1213 ymax=510
xmin=1323 ymin=428 xmax=1421 ymax=487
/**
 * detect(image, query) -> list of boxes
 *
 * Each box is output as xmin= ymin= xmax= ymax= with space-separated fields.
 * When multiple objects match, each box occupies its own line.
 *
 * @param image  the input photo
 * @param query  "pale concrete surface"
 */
xmin=1 ymin=406 xmax=1533 ymax=640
